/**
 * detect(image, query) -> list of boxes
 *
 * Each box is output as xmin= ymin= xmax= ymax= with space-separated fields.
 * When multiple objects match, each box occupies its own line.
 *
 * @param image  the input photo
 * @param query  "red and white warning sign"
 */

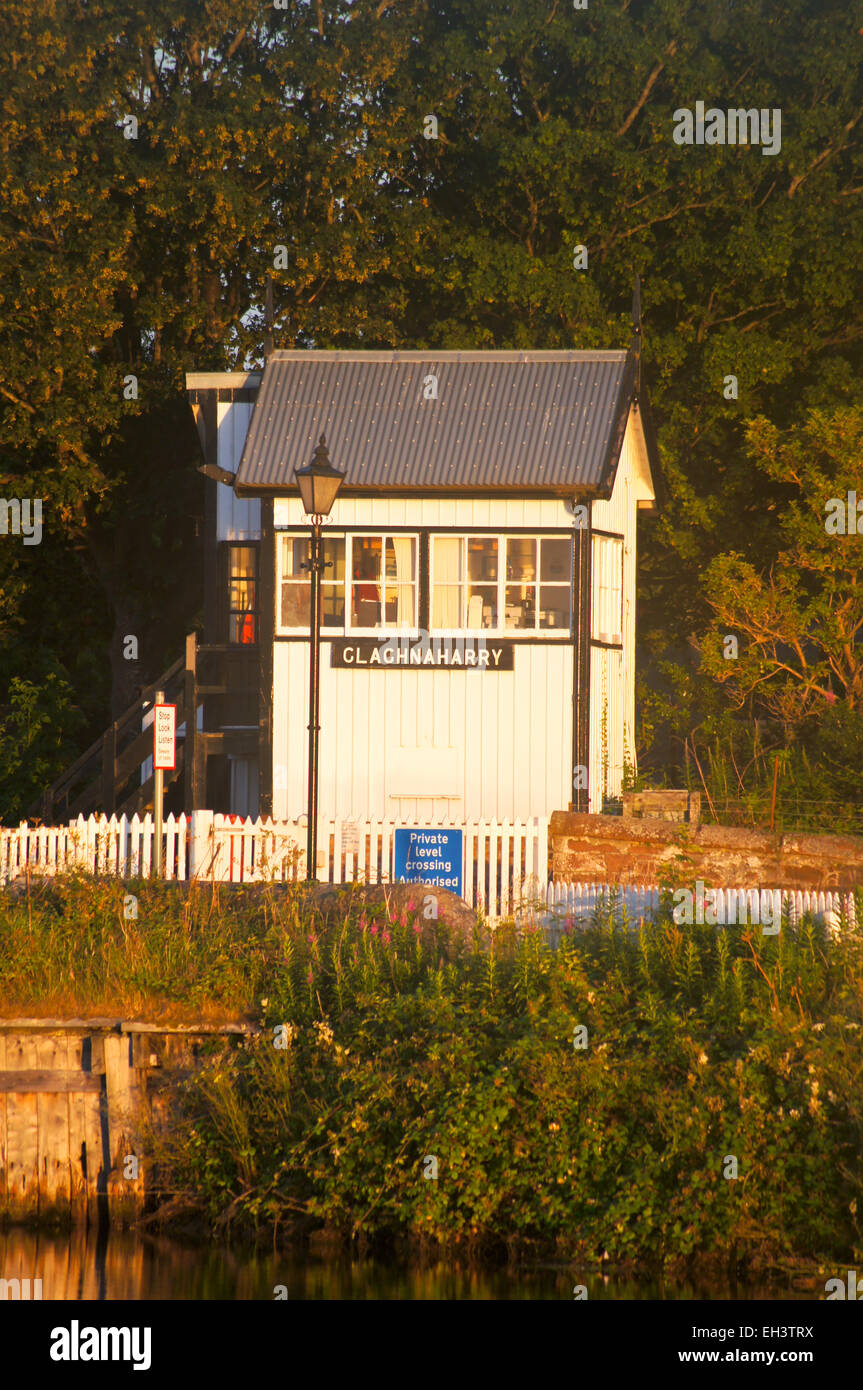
xmin=153 ymin=703 xmax=177 ymax=771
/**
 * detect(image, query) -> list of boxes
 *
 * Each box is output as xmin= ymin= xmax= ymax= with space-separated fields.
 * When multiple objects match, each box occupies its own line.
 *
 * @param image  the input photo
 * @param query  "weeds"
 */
xmin=4 ymin=873 xmax=862 ymax=1268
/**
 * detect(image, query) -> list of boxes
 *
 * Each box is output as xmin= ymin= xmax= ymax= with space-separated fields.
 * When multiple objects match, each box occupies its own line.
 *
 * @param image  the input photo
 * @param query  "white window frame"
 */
xmin=276 ymin=531 xmax=419 ymax=635
xmin=591 ymin=533 xmax=623 ymax=646
xmin=429 ymin=533 xmax=572 ymax=638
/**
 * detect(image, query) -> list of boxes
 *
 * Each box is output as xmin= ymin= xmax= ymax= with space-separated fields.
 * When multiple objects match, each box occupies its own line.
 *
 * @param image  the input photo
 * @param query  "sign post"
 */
xmin=152 ymin=693 xmax=176 ymax=878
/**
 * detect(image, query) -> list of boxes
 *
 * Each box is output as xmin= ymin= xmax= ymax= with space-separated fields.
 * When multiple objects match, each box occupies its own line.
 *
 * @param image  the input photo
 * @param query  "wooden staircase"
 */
xmin=37 ymin=651 xmax=189 ymax=823
xmin=36 ymin=634 xmax=261 ymax=824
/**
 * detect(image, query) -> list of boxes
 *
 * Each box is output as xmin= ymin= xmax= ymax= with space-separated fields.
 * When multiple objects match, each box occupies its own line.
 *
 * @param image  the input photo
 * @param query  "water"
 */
xmin=0 ymin=1227 xmax=823 ymax=1300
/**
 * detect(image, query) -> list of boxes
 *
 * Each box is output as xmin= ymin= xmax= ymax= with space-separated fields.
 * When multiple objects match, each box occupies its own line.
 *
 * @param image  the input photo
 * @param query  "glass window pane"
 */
xmin=230 ymin=545 xmax=256 ymax=578
xmin=505 ymin=584 xmax=535 ymax=629
xmin=432 ymin=537 xmax=462 ymax=580
xmin=323 ymin=536 xmax=345 ymax=580
xmin=228 ymin=545 xmax=258 ymax=643
xmin=321 ymin=585 xmax=344 ymax=627
xmin=351 ymin=536 xmax=382 ymax=627
xmin=385 ymin=536 xmax=416 ymax=581
xmin=431 ymin=537 xmax=462 ymax=628
xmin=541 ymin=538 xmax=570 ymax=583
xmin=232 ymin=613 xmax=257 ymax=643
xmin=432 ymin=586 xmax=462 ymax=628
xmin=230 ymin=577 xmax=256 ymax=609
xmin=385 ymin=537 xmax=416 ymax=628
xmin=280 ymin=536 xmax=345 ymax=629
xmin=466 ymin=585 xmax=496 ymax=628
xmin=281 ymin=583 xmax=309 ymax=628
xmin=539 ymin=586 xmax=570 ymax=629
xmin=506 ymin=537 xmax=536 ymax=581
xmin=591 ymin=535 xmax=623 ymax=642
xmin=467 ymin=537 xmax=497 ymax=582
xmin=384 ymin=584 xmax=415 ymax=627
xmin=282 ymin=536 xmax=307 ymax=578
xmin=351 ymin=591 xmax=382 ymax=626
xmin=353 ymin=536 xmax=382 ymax=580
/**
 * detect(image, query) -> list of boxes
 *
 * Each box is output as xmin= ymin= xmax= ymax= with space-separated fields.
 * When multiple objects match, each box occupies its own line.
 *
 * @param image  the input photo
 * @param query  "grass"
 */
xmin=3 ymin=872 xmax=863 ymax=1272
xmin=0 ymin=871 xmax=318 ymax=1023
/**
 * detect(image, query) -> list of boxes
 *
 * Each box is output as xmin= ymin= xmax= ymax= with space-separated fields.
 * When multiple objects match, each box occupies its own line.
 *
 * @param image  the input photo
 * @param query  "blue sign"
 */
xmin=394 ymin=828 xmax=463 ymax=897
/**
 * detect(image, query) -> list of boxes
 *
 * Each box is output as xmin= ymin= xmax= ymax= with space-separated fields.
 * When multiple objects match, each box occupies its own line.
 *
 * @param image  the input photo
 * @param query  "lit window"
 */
xmin=351 ymin=536 xmax=416 ymax=629
xmin=279 ymin=535 xmax=345 ymax=630
xmin=277 ymin=534 xmax=416 ymax=632
xmin=432 ymin=535 xmax=570 ymax=633
xmin=591 ymin=535 xmax=623 ymax=644
xmin=228 ymin=546 xmax=258 ymax=644
xmin=431 ymin=537 xmax=498 ymax=628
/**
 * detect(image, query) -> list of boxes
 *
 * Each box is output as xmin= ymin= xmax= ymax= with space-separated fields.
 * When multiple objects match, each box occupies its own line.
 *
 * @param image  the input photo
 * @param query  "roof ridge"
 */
xmin=267 ymin=349 xmax=628 ymax=362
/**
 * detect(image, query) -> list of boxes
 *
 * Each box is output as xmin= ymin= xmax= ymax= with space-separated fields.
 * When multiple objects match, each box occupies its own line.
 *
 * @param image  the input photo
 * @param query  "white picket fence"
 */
xmin=542 ymin=881 xmax=857 ymax=943
xmin=0 ymin=814 xmax=857 ymax=931
xmin=0 ymin=812 xmax=548 ymax=921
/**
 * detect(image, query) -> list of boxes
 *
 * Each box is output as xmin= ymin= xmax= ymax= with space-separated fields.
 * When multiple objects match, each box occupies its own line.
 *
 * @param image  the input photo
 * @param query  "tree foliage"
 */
xmin=0 ymin=0 xmax=861 ymax=817
xmin=701 ymin=408 xmax=863 ymax=728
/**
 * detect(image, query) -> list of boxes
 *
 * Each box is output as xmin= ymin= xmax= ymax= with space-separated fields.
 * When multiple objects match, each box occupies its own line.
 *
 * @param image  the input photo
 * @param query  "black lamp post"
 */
xmin=294 ymin=434 xmax=345 ymax=880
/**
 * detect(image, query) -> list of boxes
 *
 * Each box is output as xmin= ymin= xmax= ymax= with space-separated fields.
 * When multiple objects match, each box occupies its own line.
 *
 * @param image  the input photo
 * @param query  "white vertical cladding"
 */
xmin=589 ymin=645 xmax=625 ymax=810
xmin=271 ymin=493 xmax=576 ymax=823
xmin=217 ymin=401 xmax=261 ymax=540
xmin=589 ymin=408 xmax=640 ymax=806
xmin=271 ymin=642 xmax=573 ymax=823
xmin=273 ymin=495 xmax=569 ymax=529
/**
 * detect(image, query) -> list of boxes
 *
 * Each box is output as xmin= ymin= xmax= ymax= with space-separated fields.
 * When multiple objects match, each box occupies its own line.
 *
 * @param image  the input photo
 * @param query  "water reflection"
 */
xmin=0 ymin=1227 xmax=821 ymax=1300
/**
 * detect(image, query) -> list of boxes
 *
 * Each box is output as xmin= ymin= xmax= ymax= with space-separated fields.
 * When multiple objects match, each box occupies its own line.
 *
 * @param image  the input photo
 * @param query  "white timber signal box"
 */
xmin=186 ymin=350 xmax=659 ymax=823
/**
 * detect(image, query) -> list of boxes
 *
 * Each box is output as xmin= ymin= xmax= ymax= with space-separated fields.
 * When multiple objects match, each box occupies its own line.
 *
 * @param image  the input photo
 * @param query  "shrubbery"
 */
xmin=150 ymin=886 xmax=863 ymax=1271
xmin=3 ymin=874 xmax=861 ymax=1268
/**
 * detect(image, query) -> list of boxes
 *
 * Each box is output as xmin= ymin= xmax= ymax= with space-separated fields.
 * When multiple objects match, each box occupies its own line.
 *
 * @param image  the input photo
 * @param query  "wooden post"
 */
xmin=184 ymin=634 xmax=197 ymax=816
xmin=189 ymin=810 xmax=214 ymax=881
xmin=101 ymin=721 xmax=118 ymax=815
xmin=103 ymin=1032 xmax=146 ymax=1226
xmin=154 ymin=690 xmax=164 ymax=877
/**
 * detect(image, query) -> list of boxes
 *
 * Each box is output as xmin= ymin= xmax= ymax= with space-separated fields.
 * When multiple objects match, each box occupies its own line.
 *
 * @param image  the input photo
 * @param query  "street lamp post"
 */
xmin=294 ymin=435 xmax=345 ymax=881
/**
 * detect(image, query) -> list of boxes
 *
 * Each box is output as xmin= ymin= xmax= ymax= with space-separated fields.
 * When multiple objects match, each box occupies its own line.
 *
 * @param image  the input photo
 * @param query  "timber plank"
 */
xmin=0 ymin=1035 xmax=4 ymax=1203
xmin=36 ymin=1035 xmax=71 ymax=1215
xmin=6 ymin=1091 xmax=39 ymax=1219
xmin=66 ymin=1072 xmax=91 ymax=1220
xmin=0 ymin=1071 xmax=104 ymax=1093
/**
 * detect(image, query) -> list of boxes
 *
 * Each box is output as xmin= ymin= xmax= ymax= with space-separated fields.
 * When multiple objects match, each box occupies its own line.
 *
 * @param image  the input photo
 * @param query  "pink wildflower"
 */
xmin=382 ymin=928 xmax=392 ymax=946
xmin=400 ymin=909 xmax=409 ymax=929
xmin=370 ymin=922 xmax=379 ymax=938
xmin=413 ymin=919 xmax=422 ymax=936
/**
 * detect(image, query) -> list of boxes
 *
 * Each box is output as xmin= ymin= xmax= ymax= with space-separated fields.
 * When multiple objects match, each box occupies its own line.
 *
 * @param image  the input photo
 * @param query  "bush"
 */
xmin=140 ymin=885 xmax=863 ymax=1271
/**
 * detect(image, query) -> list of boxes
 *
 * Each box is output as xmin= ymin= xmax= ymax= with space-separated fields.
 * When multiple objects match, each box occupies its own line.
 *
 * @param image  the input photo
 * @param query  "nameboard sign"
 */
xmin=394 ymin=828 xmax=463 ymax=896
xmin=331 ymin=638 xmax=514 ymax=671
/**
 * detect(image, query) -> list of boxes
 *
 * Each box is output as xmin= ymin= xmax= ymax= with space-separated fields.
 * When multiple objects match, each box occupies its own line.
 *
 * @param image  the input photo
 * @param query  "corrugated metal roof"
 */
xmin=234 ymin=350 xmax=633 ymax=495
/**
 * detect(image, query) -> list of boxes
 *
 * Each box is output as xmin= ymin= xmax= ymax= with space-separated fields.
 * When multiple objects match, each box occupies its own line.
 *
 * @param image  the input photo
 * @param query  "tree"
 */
xmin=1 ymin=0 xmax=862 ymax=813
xmin=700 ymin=407 xmax=863 ymax=731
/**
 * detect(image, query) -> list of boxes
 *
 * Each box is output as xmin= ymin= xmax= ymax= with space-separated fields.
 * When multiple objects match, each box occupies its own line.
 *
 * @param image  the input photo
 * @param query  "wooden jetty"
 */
xmin=0 ymin=1019 xmax=259 ymax=1226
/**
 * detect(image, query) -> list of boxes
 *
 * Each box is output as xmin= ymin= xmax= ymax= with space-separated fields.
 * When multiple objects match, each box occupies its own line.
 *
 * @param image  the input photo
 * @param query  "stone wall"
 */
xmin=550 ymin=812 xmax=863 ymax=891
